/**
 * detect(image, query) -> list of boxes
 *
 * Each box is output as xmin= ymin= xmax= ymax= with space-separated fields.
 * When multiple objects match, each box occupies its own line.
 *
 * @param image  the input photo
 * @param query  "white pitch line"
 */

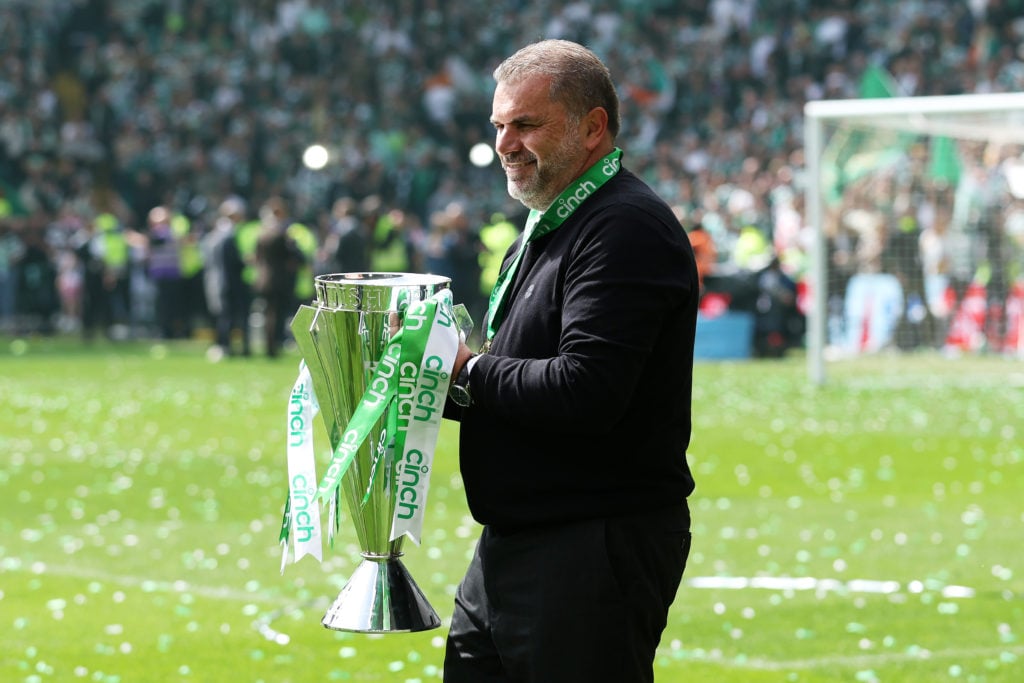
xmin=3 ymin=560 xmax=979 ymax=602
xmin=685 ymin=575 xmax=976 ymax=598
xmin=660 ymin=645 xmax=1024 ymax=671
xmin=0 ymin=560 xmax=290 ymax=605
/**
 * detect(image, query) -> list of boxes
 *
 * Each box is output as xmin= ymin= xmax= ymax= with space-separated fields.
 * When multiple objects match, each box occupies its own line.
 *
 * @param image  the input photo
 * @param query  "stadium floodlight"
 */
xmin=302 ymin=144 xmax=330 ymax=170
xmin=468 ymin=142 xmax=495 ymax=168
xmin=803 ymin=92 xmax=1024 ymax=384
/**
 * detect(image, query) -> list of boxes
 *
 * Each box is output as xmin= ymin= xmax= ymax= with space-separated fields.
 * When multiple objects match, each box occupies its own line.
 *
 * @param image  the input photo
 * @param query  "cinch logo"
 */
xmin=396 ymin=361 xmax=419 ymax=430
xmin=365 ymin=344 xmax=400 ymax=407
xmin=555 ymin=180 xmax=597 ymax=219
xmin=601 ymin=154 xmax=621 ymax=177
xmin=290 ymin=473 xmax=316 ymax=542
xmin=414 ymin=356 xmax=446 ymax=422
xmin=405 ymin=303 xmax=429 ymax=330
xmin=396 ymin=357 xmax=447 ymax=428
xmin=319 ymin=428 xmax=360 ymax=496
xmin=395 ymin=449 xmax=428 ymax=520
xmin=289 ymin=382 xmax=309 ymax=447
xmin=436 ymin=302 xmax=454 ymax=328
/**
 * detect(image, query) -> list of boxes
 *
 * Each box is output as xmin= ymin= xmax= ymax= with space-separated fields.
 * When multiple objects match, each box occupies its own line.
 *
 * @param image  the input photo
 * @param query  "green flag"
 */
xmin=859 ymin=65 xmax=900 ymax=99
xmin=929 ymin=135 xmax=961 ymax=186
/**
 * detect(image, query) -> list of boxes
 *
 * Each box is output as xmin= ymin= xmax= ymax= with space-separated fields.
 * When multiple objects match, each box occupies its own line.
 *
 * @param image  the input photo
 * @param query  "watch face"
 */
xmin=449 ymin=384 xmax=472 ymax=407
xmin=449 ymin=360 xmax=473 ymax=407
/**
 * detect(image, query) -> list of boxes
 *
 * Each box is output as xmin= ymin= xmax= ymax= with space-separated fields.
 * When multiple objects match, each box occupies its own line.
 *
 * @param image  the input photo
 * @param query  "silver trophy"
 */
xmin=291 ymin=272 xmax=459 ymax=633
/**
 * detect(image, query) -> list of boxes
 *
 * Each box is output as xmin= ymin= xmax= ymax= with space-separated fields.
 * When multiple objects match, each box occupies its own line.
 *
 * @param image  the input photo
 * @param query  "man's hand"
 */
xmin=452 ymin=340 xmax=475 ymax=380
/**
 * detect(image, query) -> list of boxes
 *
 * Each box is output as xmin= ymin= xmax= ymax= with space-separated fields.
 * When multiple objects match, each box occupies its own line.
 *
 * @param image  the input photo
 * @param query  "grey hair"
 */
xmin=493 ymin=39 xmax=621 ymax=139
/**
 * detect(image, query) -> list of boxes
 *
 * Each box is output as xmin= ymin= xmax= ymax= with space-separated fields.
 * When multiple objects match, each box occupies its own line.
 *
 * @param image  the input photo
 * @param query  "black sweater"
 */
xmin=456 ymin=168 xmax=699 ymax=530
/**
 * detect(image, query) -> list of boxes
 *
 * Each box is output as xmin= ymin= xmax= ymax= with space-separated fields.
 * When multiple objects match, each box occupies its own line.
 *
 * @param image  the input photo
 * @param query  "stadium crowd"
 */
xmin=1 ymin=0 xmax=1023 ymax=354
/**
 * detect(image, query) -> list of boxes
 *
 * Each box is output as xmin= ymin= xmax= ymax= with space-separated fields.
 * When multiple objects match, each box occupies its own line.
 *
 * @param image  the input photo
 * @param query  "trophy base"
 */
xmin=321 ymin=556 xmax=442 ymax=633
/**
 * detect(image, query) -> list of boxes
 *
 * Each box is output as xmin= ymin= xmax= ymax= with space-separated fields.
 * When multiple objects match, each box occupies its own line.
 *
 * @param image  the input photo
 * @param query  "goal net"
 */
xmin=803 ymin=92 xmax=1024 ymax=383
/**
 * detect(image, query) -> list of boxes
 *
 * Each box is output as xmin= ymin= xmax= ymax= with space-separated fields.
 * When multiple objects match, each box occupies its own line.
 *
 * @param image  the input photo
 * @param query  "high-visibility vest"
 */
xmin=479 ymin=215 xmax=519 ymax=295
xmin=734 ymin=225 xmax=771 ymax=271
xmin=172 ymin=214 xmax=203 ymax=277
xmin=370 ymin=215 xmax=407 ymax=273
xmin=287 ymin=222 xmax=317 ymax=299
xmin=235 ymin=220 xmax=261 ymax=286
xmin=96 ymin=213 xmax=128 ymax=269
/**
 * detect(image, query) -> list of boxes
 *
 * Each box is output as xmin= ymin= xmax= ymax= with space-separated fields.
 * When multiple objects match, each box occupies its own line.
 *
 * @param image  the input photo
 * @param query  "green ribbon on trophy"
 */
xmin=484 ymin=147 xmax=622 ymax=343
xmin=279 ymin=289 xmax=459 ymax=570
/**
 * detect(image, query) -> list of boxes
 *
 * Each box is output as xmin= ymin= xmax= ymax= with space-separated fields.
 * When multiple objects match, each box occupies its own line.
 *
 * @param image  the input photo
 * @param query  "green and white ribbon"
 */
xmin=387 ymin=292 xmax=458 ymax=543
xmin=279 ymin=361 xmax=323 ymax=572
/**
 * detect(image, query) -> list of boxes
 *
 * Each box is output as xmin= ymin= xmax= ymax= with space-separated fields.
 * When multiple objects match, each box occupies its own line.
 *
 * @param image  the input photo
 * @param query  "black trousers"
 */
xmin=444 ymin=505 xmax=691 ymax=683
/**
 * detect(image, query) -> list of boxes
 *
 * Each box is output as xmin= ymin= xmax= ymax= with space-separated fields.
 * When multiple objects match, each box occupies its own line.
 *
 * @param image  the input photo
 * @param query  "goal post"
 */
xmin=803 ymin=92 xmax=1024 ymax=384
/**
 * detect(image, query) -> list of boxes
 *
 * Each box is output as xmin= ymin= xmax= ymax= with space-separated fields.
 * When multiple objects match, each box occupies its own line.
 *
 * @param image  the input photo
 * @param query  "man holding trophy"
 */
xmin=442 ymin=40 xmax=699 ymax=683
xmin=279 ymin=36 xmax=697 ymax=683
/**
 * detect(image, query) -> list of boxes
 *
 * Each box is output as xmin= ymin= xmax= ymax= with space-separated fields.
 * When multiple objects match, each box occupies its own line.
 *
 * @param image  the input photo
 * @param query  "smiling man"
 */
xmin=442 ymin=39 xmax=700 ymax=683
xmin=491 ymin=64 xmax=613 ymax=212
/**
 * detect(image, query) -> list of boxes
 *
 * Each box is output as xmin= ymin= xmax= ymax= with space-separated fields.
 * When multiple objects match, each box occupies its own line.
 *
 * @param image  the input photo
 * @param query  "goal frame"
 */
xmin=803 ymin=92 xmax=1024 ymax=384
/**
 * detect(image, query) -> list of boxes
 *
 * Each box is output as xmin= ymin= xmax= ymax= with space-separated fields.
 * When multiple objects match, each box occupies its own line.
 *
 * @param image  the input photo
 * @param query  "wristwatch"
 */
xmin=448 ymin=354 xmax=477 ymax=407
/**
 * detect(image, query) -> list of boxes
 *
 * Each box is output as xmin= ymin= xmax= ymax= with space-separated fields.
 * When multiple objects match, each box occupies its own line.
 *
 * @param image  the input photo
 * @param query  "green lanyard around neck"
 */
xmin=484 ymin=147 xmax=622 ymax=342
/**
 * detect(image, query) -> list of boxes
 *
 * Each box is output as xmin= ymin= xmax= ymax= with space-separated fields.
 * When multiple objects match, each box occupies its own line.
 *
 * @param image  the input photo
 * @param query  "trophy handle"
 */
xmin=452 ymin=303 xmax=474 ymax=343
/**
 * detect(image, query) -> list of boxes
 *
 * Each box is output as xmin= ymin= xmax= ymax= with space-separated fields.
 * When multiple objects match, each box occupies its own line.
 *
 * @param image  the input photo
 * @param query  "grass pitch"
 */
xmin=1 ymin=338 xmax=1021 ymax=682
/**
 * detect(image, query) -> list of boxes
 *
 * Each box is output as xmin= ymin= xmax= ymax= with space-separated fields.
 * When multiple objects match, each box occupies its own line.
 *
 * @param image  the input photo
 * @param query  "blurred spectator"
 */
xmin=286 ymin=216 xmax=318 ymax=305
xmin=53 ymin=210 xmax=85 ymax=332
xmin=753 ymin=255 xmax=803 ymax=358
xmin=686 ymin=222 xmax=718 ymax=295
xmin=202 ymin=196 xmax=252 ymax=357
xmin=322 ymin=196 xmax=370 ymax=274
xmin=920 ymin=200 xmax=955 ymax=323
xmin=884 ymin=195 xmax=936 ymax=348
xmin=371 ymin=203 xmax=423 ymax=273
xmin=145 ymin=206 xmax=187 ymax=339
xmin=14 ymin=226 xmax=58 ymax=334
xmin=0 ymin=221 xmax=21 ymax=332
xmin=254 ymin=196 xmax=304 ymax=358
xmin=422 ymin=201 xmax=485 ymax=320
xmin=76 ymin=211 xmax=131 ymax=340
xmin=173 ymin=209 xmax=208 ymax=337
xmin=444 ymin=203 xmax=486 ymax=327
